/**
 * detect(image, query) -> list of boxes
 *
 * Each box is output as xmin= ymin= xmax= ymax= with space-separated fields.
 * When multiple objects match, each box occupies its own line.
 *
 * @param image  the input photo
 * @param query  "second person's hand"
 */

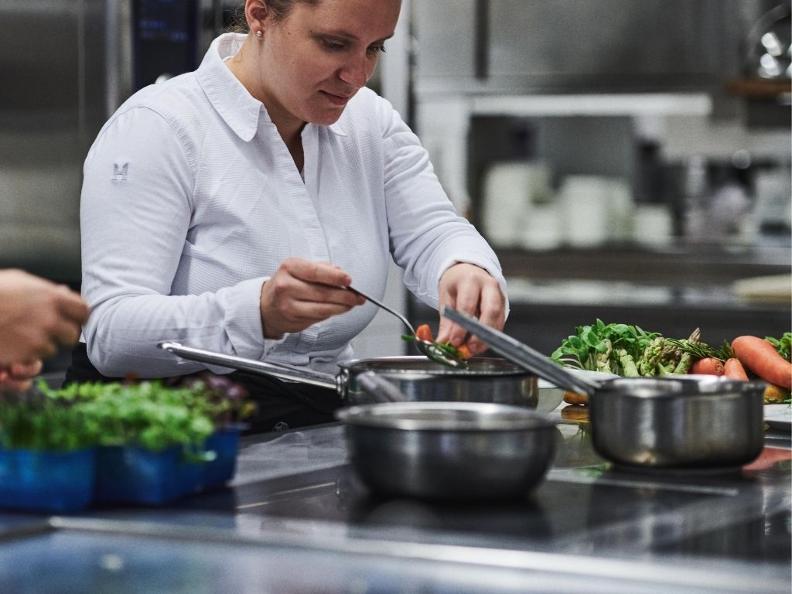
xmin=259 ymin=258 xmax=365 ymax=339
xmin=0 ymin=360 xmax=43 ymax=392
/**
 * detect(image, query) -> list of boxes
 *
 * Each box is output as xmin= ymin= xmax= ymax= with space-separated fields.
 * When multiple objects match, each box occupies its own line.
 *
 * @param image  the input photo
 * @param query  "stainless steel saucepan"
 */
xmin=158 ymin=342 xmax=538 ymax=408
xmin=339 ymin=372 xmax=556 ymax=500
xmin=443 ymin=308 xmax=765 ymax=469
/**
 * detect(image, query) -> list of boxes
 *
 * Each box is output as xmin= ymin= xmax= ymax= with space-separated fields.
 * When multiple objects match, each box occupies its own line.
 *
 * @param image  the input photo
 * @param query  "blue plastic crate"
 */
xmin=95 ymin=446 xmax=205 ymax=505
xmin=203 ymin=428 xmax=241 ymax=488
xmin=0 ymin=448 xmax=95 ymax=513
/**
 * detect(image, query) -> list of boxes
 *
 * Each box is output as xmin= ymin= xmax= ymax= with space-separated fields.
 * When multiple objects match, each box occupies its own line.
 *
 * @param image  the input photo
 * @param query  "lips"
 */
xmin=320 ymin=90 xmax=353 ymax=107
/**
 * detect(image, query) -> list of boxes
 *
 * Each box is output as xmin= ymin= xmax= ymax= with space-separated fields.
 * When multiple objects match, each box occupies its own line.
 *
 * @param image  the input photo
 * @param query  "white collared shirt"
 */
xmin=80 ymin=33 xmax=507 ymax=377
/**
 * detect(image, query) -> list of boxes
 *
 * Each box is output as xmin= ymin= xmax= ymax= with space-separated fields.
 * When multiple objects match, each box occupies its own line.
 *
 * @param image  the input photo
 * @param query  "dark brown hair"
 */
xmin=231 ymin=0 xmax=320 ymax=31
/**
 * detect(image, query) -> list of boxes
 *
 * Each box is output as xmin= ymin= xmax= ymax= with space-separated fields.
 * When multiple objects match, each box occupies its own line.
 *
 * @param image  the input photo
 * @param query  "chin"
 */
xmin=309 ymin=107 xmax=345 ymax=126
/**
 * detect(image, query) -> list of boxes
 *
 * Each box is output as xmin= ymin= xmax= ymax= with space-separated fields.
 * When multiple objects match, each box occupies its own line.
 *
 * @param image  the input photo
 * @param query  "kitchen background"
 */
xmin=0 ymin=0 xmax=789 ymax=370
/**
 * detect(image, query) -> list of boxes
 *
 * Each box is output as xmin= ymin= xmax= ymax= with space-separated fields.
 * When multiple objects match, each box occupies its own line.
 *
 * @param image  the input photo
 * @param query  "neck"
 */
xmin=226 ymin=36 xmax=305 ymax=147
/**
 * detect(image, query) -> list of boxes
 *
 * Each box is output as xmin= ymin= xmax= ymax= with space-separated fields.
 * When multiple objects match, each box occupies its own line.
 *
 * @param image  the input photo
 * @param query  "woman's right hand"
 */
xmin=259 ymin=258 xmax=365 ymax=339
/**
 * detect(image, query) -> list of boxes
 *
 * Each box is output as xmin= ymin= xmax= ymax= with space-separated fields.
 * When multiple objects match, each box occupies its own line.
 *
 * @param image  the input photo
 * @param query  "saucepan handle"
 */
xmin=157 ymin=341 xmax=338 ymax=392
xmin=441 ymin=307 xmax=600 ymax=397
xmin=355 ymin=371 xmax=408 ymax=404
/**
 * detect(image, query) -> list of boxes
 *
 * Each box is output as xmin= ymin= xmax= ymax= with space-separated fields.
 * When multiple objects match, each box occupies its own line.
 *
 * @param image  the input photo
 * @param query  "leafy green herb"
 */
xmin=766 ymin=332 xmax=792 ymax=362
xmin=551 ymin=319 xmax=660 ymax=374
xmin=0 ymin=379 xmax=253 ymax=456
xmin=401 ymin=334 xmax=469 ymax=368
xmin=552 ymin=321 xmax=725 ymax=377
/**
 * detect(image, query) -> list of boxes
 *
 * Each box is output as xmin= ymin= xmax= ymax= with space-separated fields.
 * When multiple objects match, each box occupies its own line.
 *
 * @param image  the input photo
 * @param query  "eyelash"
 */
xmin=320 ymin=38 xmax=386 ymax=55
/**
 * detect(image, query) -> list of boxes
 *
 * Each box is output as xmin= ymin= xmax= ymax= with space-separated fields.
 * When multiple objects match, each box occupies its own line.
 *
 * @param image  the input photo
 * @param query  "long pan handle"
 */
xmin=157 ymin=341 xmax=338 ymax=391
xmin=441 ymin=308 xmax=600 ymax=397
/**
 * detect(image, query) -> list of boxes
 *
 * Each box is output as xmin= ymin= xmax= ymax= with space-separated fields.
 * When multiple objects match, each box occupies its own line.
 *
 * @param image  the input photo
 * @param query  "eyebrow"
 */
xmin=313 ymin=29 xmax=395 ymax=44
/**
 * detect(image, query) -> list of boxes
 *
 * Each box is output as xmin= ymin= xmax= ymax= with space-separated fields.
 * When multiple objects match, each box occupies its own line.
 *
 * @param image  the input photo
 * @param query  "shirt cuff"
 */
xmin=216 ymin=276 xmax=287 ymax=362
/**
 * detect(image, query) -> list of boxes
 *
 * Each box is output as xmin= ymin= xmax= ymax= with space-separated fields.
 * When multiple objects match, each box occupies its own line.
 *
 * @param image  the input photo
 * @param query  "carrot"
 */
xmin=732 ymin=336 xmax=792 ymax=389
xmin=456 ymin=344 xmax=473 ymax=360
xmin=724 ymin=358 xmax=749 ymax=381
xmin=690 ymin=357 xmax=724 ymax=376
xmin=415 ymin=324 xmax=434 ymax=342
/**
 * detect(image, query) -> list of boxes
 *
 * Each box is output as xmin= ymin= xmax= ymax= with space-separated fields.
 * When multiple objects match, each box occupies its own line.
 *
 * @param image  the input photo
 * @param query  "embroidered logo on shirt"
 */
xmin=112 ymin=162 xmax=129 ymax=183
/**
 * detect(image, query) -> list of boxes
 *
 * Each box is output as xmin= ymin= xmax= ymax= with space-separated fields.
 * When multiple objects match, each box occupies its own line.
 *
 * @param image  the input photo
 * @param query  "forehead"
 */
xmin=290 ymin=0 xmax=401 ymax=39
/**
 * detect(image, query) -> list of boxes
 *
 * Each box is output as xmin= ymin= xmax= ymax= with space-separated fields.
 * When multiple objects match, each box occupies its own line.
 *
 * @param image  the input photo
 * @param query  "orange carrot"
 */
xmin=456 ymin=344 xmax=473 ymax=360
xmin=724 ymin=357 xmax=749 ymax=381
xmin=690 ymin=357 xmax=724 ymax=376
xmin=732 ymin=336 xmax=792 ymax=389
xmin=415 ymin=324 xmax=434 ymax=342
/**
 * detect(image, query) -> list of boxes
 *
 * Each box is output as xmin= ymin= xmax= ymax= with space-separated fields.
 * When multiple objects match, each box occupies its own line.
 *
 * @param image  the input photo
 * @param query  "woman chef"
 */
xmin=69 ymin=0 xmax=508 ymax=431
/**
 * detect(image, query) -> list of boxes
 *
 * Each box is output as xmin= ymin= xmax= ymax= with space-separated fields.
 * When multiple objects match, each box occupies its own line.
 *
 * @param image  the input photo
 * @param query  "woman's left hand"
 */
xmin=435 ymin=263 xmax=505 ymax=356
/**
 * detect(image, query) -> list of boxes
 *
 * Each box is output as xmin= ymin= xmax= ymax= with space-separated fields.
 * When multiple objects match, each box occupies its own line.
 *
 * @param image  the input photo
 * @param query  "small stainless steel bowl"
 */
xmin=337 ymin=402 xmax=555 ymax=500
xmin=590 ymin=378 xmax=765 ymax=469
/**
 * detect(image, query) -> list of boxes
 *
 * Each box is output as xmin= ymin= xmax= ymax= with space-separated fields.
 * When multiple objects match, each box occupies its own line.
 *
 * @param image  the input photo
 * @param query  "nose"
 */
xmin=338 ymin=54 xmax=373 ymax=90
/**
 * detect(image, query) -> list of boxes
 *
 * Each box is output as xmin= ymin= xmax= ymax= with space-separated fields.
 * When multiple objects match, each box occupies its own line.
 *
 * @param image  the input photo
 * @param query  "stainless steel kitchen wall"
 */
xmin=0 ymin=0 xmax=214 ymax=284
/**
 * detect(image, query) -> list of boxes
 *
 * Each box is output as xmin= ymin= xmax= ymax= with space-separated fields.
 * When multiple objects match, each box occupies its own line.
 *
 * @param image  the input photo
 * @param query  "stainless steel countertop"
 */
xmin=0 ymin=416 xmax=789 ymax=593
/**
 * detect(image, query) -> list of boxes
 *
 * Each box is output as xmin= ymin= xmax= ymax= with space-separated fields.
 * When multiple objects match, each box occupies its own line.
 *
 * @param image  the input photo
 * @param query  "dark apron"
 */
xmin=65 ymin=343 xmax=342 ymax=434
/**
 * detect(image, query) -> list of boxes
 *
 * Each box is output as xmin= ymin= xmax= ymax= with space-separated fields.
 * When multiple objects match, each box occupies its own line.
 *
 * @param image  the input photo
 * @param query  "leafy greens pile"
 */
xmin=766 ymin=332 xmax=791 ymax=362
xmin=0 ymin=379 xmax=253 ymax=454
xmin=551 ymin=319 xmax=717 ymax=377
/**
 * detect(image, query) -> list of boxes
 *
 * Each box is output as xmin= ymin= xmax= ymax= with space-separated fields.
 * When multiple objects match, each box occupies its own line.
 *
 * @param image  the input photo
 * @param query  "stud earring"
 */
xmin=255 ymin=30 xmax=263 ymax=39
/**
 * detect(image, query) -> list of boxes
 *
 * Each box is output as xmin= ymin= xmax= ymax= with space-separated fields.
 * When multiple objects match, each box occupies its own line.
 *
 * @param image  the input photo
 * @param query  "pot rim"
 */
xmin=594 ymin=378 xmax=766 ymax=400
xmin=336 ymin=401 xmax=554 ymax=431
xmin=338 ymin=356 xmax=533 ymax=378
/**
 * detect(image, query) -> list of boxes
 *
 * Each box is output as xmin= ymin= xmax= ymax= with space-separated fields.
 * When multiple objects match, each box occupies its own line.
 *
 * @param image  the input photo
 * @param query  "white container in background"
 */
xmin=558 ymin=175 xmax=610 ymax=248
xmin=482 ymin=162 xmax=531 ymax=247
xmin=482 ymin=162 xmax=552 ymax=248
xmin=520 ymin=204 xmax=562 ymax=251
xmin=606 ymin=179 xmax=635 ymax=242
xmin=633 ymin=204 xmax=673 ymax=247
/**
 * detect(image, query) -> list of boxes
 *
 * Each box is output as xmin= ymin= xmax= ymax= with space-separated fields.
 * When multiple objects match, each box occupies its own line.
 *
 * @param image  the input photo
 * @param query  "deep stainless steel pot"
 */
xmin=337 ymin=401 xmax=556 ymax=499
xmin=443 ymin=308 xmax=766 ymax=469
xmin=589 ymin=378 xmax=764 ymax=468
xmin=158 ymin=342 xmax=538 ymax=407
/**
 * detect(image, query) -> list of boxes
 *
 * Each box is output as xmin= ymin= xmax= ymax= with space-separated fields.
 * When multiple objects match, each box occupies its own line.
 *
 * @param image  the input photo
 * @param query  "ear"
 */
xmin=245 ymin=0 xmax=270 ymax=34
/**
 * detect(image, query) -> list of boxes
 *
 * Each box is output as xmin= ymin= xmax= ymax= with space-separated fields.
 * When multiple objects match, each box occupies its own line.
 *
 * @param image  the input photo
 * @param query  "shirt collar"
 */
xmin=197 ymin=33 xmax=347 ymax=141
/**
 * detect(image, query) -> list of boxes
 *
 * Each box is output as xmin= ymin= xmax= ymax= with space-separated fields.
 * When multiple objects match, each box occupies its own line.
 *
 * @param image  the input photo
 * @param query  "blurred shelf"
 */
xmin=468 ymin=93 xmax=713 ymax=117
xmin=493 ymin=245 xmax=791 ymax=287
xmin=726 ymin=78 xmax=792 ymax=99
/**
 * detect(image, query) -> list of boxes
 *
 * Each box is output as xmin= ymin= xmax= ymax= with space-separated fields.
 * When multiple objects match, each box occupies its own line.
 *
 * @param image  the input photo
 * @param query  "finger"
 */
xmin=435 ymin=285 xmax=457 ymax=344
xmin=284 ymin=258 xmax=352 ymax=287
xmin=9 ymin=359 xmax=43 ymax=380
xmin=437 ymin=283 xmax=480 ymax=347
xmin=0 ymin=377 xmax=33 ymax=392
xmin=297 ymin=282 xmax=365 ymax=308
xmin=51 ymin=319 xmax=83 ymax=347
xmin=281 ymin=301 xmax=358 ymax=329
xmin=55 ymin=289 xmax=90 ymax=324
xmin=463 ymin=284 xmax=505 ymax=355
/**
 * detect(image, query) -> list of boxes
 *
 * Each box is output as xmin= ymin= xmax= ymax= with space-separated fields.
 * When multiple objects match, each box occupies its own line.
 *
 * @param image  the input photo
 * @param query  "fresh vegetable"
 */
xmin=763 ymin=384 xmax=790 ymax=404
xmin=765 ymin=332 xmax=792 ymax=362
xmin=456 ymin=344 xmax=473 ymax=360
xmin=551 ymin=320 xmax=660 ymax=375
xmin=403 ymin=324 xmax=473 ymax=364
xmin=415 ymin=324 xmax=433 ymax=342
xmin=723 ymin=358 xmax=749 ymax=381
xmin=690 ymin=357 xmax=724 ymax=376
xmin=552 ymin=320 xmax=710 ymax=377
xmin=732 ymin=336 xmax=792 ymax=389
xmin=563 ymin=391 xmax=588 ymax=406
xmin=0 ymin=389 xmax=99 ymax=452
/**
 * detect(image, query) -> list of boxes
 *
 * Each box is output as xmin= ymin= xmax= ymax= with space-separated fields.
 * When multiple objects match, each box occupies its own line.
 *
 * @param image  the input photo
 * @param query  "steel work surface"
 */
xmin=0 ymin=422 xmax=789 ymax=593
